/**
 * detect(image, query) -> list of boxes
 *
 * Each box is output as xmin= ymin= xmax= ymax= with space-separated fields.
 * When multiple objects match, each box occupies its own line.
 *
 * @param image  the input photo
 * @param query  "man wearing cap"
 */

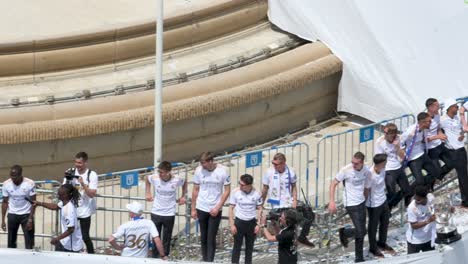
xmin=108 ymin=202 xmax=167 ymax=259
xmin=1 ymin=165 xmax=36 ymax=249
xmin=440 ymin=99 xmax=468 ymax=207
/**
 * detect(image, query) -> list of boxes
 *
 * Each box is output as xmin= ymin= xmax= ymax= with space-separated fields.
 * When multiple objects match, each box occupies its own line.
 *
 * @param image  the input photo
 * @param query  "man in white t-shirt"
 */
xmin=191 ymin=152 xmax=231 ymax=262
xmin=425 ymin=98 xmax=453 ymax=180
xmin=145 ymin=161 xmax=187 ymax=258
xmin=374 ymin=123 xmax=412 ymax=209
xmin=400 ymin=112 xmax=440 ymax=190
xmin=460 ymin=100 xmax=468 ymax=132
xmin=328 ymin=152 xmax=371 ymax=263
xmin=108 ymin=202 xmax=167 ymax=259
xmin=229 ymin=174 xmax=263 ymax=264
xmin=406 ymin=185 xmax=436 ymax=254
xmin=441 ymin=99 xmax=468 ymax=207
xmin=365 ymin=154 xmax=394 ymax=258
xmin=62 ymin=151 xmax=98 ymax=254
xmin=1 ymin=165 xmax=36 ymax=249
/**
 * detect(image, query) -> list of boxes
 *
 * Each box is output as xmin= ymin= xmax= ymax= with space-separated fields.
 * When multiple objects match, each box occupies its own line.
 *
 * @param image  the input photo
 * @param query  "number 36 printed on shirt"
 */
xmin=126 ymin=233 xmax=148 ymax=249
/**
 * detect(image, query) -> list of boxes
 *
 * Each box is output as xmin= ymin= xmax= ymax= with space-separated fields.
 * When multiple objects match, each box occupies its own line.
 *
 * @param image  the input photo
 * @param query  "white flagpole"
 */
xmin=154 ymin=0 xmax=164 ymax=166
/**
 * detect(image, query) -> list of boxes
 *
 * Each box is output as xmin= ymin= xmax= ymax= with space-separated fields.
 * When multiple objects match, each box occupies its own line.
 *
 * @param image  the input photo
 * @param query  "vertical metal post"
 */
xmin=154 ymin=0 xmax=164 ymax=165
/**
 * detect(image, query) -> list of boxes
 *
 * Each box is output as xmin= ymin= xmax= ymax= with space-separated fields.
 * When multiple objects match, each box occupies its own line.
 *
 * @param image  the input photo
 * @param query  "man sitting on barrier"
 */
xmin=261 ymin=153 xmax=315 ymax=247
xmin=108 ymin=201 xmax=167 ymax=259
xmin=329 ymin=151 xmax=371 ymax=263
xmin=1 ymin=165 xmax=36 ymax=249
xmin=145 ymin=161 xmax=187 ymax=258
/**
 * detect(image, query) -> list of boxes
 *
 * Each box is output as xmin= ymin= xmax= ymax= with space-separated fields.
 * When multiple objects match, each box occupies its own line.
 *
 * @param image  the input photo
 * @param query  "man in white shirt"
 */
xmin=62 ymin=151 xmax=98 ymax=254
xmin=365 ymin=154 xmax=394 ymax=258
xmin=425 ymin=98 xmax=453 ymax=180
xmin=400 ymin=112 xmax=440 ymax=190
xmin=229 ymin=174 xmax=263 ymax=264
xmin=1 ymin=165 xmax=36 ymax=249
xmin=191 ymin=152 xmax=231 ymax=262
xmin=108 ymin=201 xmax=167 ymax=259
xmin=374 ymin=123 xmax=412 ymax=209
xmin=441 ymin=99 xmax=468 ymax=207
xmin=328 ymin=152 xmax=371 ymax=263
xmin=145 ymin=161 xmax=187 ymax=258
xmin=406 ymin=185 xmax=436 ymax=254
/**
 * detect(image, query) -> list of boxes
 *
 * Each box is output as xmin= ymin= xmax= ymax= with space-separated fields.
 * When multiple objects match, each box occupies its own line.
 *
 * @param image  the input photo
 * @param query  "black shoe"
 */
xmin=378 ymin=243 xmax=395 ymax=254
xmin=354 ymin=258 xmax=365 ymax=263
xmin=338 ymin=227 xmax=349 ymax=248
xmin=369 ymin=249 xmax=384 ymax=258
xmin=297 ymin=236 xmax=315 ymax=247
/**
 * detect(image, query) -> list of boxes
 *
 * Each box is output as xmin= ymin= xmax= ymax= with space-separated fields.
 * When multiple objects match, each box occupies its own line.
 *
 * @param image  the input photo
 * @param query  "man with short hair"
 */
xmin=191 ymin=152 xmax=231 ymax=262
xmin=329 ymin=152 xmax=371 ymax=263
xmin=440 ymin=99 xmax=468 ymax=207
xmin=229 ymin=174 xmax=263 ymax=264
xmin=146 ymin=161 xmax=187 ymax=258
xmin=374 ymin=123 xmax=412 ymax=209
xmin=400 ymin=112 xmax=440 ymax=190
xmin=1 ymin=165 xmax=36 ymax=249
xmin=425 ymin=98 xmax=453 ymax=180
xmin=62 ymin=151 xmax=98 ymax=254
xmin=108 ymin=201 xmax=167 ymax=259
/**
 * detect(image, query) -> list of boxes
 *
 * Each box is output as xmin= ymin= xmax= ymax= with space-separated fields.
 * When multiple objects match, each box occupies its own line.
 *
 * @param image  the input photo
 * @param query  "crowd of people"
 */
xmin=1 ymin=97 xmax=468 ymax=263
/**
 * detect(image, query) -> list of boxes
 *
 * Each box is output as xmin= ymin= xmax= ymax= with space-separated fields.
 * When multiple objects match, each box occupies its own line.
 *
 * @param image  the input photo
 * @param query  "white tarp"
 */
xmin=268 ymin=0 xmax=468 ymax=121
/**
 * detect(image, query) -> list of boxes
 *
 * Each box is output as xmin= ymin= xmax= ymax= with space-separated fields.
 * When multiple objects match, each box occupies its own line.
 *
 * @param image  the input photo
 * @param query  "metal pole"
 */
xmin=154 ymin=0 xmax=164 ymax=166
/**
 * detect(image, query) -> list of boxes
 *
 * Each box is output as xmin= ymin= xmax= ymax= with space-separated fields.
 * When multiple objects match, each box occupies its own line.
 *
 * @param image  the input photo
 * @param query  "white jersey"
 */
xmin=58 ymin=201 xmax=83 ymax=252
xmin=440 ymin=114 xmax=465 ymax=150
xmin=148 ymin=174 xmax=185 ymax=216
xmin=2 ymin=178 xmax=36 ymax=215
xmin=63 ymin=168 xmax=98 ymax=218
xmin=229 ymin=188 xmax=262 ymax=221
xmin=400 ymin=124 xmax=426 ymax=161
xmin=426 ymin=114 xmax=442 ymax=149
xmin=193 ymin=164 xmax=231 ymax=212
xmin=374 ymin=135 xmax=402 ymax=171
xmin=335 ymin=164 xmax=371 ymax=207
xmin=406 ymin=194 xmax=435 ymax=244
xmin=365 ymin=166 xmax=387 ymax=208
xmin=262 ymin=167 xmax=297 ymax=209
xmin=112 ymin=218 xmax=159 ymax=258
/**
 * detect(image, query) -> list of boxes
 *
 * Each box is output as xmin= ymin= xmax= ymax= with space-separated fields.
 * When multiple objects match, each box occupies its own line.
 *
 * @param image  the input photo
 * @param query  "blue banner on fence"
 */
xmin=121 ymin=172 xmax=139 ymax=189
xmin=246 ymin=151 xmax=262 ymax=168
xmin=359 ymin=127 xmax=374 ymax=143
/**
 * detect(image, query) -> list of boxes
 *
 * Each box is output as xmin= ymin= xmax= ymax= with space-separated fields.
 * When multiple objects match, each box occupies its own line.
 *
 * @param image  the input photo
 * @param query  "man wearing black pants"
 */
xmin=229 ymin=174 xmax=262 ymax=264
xmin=191 ymin=152 xmax=231 ymax=262
xmin=1 ymin=165 xmax=36 ymax=249
xmin=329 ymin=152 xmax=371 ymax=263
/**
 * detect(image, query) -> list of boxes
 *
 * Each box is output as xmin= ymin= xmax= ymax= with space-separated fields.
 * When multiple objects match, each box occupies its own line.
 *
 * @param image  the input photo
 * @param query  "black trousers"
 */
xmin=231 ymin=218 xmax=256 ymax=264
xmin=385 ymin=167 xmax=413 ymax=208
xmin=7 ymin=213 xmax=34 ymax=249
xmin=407 ymin=241 xmax=434 ymax=254
xmin=298 ymin=206 xmax=313 ymax=239
xmin=367 ymin=202 xmax=390 ymax=251
xmin=428 ymin=144 xmax=453 ymax=180
xmin=151 ymin=214 xmax=175 ymax=258
xmin=343 ymin=202 xmax=367 ymax=261
xmin=449 ymin=148 xmax=468 ymax=205
xmin=78 ymin=216 xmax=94 ymax=254
xmin=197 ymin=209 xmax=222 ymax=262
xmin=55 ymin=242 xmax=79 ymax=253
xmin=408 ymin=153 xmax=440 ymax=190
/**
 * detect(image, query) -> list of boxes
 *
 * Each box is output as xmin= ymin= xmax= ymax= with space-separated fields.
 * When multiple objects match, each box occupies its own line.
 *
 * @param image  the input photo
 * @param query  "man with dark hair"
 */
xmin=146 ymin=161 xmax=187 ymax=258
xmin=1 ymin=165 xmax=36 ymax=249
xmin=400 ymin=112 xmax=440 ymax=190
xmin=375 ymin=123 xmax=412 ymax=209
xmin=425 ymin=98 xmax=453 ymax=181
xmin=229 ymin=174 xmax=263 ymax=264
xmin=366 ymin=154 xmax=394 ymax=257
xmin=191 ymin=152 xmax=231 ymax=262
xmin=63 ymin=151 xmax=98 ymax=254
xmin=329 ymin=152 xmax=371 ymax=263
xmin=261 ymin=209 xmax=298 ymax=264
xmin=406 ymin=185 xmax=436 ymax=254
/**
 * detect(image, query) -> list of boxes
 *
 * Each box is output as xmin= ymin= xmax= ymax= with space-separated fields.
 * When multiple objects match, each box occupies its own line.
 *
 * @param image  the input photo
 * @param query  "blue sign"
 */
xmin=121 ymin=172 xmax=139 ymax=189
xmin=359 ymin=127 xmax=374 ymax=143
xmin=246 ymin=151 xmax=263 ymax=168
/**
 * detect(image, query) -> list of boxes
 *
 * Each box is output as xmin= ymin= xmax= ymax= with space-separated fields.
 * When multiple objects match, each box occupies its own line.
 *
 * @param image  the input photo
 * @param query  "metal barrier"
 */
xmin=315 ymin=114 xmax=416 ymax=207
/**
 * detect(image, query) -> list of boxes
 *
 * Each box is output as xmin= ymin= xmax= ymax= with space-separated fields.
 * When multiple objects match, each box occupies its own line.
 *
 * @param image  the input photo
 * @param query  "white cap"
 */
xmin=126 ymin=201 xmax=144 ymax=214
xmin=443 ymin=98 xmax=458 ymax=112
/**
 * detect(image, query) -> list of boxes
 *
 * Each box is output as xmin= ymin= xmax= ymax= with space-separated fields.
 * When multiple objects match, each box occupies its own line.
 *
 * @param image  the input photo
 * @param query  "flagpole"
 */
xmin=154 ymin=0 xmax=164 ymax=166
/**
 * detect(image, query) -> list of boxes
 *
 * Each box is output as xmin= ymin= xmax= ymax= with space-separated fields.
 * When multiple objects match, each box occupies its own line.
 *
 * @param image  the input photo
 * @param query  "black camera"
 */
xmin=64 ymin=168 xmax=79 ymax=182
xmin=266 ymin=208 xmax=285 ymax=222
